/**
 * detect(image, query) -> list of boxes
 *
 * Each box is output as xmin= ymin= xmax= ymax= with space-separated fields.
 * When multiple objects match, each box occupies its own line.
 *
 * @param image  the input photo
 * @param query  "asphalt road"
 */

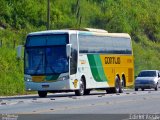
xmin=1 ymin=89 xmax=160 ymax=120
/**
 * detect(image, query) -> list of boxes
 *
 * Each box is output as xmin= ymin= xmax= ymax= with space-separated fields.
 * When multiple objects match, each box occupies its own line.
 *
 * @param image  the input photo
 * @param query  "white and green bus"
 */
xmin=20 ymin=28 xmax=134 ymax=97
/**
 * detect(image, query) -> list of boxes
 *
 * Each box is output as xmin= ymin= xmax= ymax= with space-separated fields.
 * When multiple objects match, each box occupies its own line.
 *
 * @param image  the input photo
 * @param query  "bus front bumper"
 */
xmin=25 ymin=80 xmax=71 ymax=91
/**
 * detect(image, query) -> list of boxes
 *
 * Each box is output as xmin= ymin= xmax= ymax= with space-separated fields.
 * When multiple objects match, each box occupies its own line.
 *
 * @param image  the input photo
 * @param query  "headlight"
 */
xmin=58 ymin=75 xmax=69 ymax=81
xmin=149 ymin=80 xmax=155 ymax=84
xmin=24 ymin=77 xmax=32 ymax=82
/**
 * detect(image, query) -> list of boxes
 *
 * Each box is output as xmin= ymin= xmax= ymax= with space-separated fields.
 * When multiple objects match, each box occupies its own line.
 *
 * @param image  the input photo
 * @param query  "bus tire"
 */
xmin=75 ymin=78 xmax=85 ymax=96
xmin=38 ymin=91 xmax=47 ymax=98
xmin=119 ymin=76 xmax=125 ymax=93
xmin=114 ymin=76 xmax=120 ymax=93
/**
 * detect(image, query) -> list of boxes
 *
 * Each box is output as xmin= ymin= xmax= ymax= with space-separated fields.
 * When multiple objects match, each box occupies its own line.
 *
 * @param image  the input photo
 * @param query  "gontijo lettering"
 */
xmin=105 ymin=57 xmax=120 ymax=64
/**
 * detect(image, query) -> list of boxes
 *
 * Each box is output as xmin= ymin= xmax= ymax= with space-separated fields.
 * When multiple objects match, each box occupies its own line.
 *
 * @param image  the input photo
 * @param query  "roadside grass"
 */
xmin=133 ymin=39 xmax=160 ymax=76
xmin=0 ymin=47 xmax=25 ymax=96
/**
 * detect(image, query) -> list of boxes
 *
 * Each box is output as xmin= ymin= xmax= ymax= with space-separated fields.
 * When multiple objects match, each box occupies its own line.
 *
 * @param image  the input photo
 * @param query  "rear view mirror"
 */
xmin=17 ymin=45 xmax=23 ymax=59
xmin=66 ymin=44 xmax=72 ymax=58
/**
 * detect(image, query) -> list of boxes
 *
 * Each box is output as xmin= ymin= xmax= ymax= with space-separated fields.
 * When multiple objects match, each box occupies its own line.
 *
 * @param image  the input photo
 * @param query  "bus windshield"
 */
xmin=25 ymin=34 xmax=69 ymax=75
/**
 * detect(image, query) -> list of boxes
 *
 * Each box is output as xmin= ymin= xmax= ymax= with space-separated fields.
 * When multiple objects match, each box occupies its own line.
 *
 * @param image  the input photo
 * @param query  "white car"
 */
xmin=135 ymin=70 xmax=160 ymax=91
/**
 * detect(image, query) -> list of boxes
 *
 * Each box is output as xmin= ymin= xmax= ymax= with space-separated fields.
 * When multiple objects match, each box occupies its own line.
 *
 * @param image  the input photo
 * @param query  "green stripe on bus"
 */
xmin=87 ymin=54 xmax=108 ymax=82
xmin=94 ymin=55 xmax=107 ymax=82
xmin=87 ymin=55 xmax=101 ymax=82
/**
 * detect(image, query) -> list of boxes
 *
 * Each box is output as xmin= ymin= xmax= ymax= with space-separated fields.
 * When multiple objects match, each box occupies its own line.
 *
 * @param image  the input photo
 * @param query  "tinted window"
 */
xmin=25 ymin=46 xmax=69 ymax=75
xmin=70 ymin=34 xmax=78 ymax=75
xmin=79 ymin=34 xmax=132 ymax=54
xmin=26 ymin=34 xmax=68 ymax=47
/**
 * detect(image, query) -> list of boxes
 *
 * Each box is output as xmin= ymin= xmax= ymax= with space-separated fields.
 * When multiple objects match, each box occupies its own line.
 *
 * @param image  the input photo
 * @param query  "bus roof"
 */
xmin=28 ymin=29 xmax=131 ymax=39
xmin=27 ymin=30 xmax=77 ymax=36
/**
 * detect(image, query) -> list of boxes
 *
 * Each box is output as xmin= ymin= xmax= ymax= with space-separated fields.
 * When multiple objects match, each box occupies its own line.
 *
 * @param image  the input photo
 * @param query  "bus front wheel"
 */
xmin=38 ymin=91 xmax=47 ymax=98
xmin=75 ymin=78 xmax=85 ymax=96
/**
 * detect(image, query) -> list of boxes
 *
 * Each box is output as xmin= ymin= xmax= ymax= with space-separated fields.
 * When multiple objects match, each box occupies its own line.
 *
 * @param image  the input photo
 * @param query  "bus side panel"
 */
xmin=72 ymin=54 xmax=134 ymax=90
xmin=77 ymin=54 xmax=110 ymax=89
xmin=100 ymin=55 xmax=134 ymax=87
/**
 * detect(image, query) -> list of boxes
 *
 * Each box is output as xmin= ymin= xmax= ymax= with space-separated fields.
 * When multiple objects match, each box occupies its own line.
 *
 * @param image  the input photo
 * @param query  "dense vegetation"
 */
xmin=0 ymin=0 xmax=160 ymax=95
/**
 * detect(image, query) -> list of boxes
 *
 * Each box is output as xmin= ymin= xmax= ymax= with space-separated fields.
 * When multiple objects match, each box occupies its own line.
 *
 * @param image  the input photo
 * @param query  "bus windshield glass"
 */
xmin=25 ymin=34 xmax=69 ymax=75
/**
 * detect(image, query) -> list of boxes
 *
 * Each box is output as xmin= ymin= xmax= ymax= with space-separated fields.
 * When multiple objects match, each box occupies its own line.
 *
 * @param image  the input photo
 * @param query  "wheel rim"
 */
xmin=80 ymin=80 xmax=84 ymax=95
xmin=115 ymin=80 xmax=119 ymax=92
xmin=121 ymin=79 xmax=125 ymax=90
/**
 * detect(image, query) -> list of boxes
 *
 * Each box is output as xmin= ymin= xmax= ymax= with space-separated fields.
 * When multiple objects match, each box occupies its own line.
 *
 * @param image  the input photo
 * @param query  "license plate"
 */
xmin=42 ymin=85 xmax=49 ymax=88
